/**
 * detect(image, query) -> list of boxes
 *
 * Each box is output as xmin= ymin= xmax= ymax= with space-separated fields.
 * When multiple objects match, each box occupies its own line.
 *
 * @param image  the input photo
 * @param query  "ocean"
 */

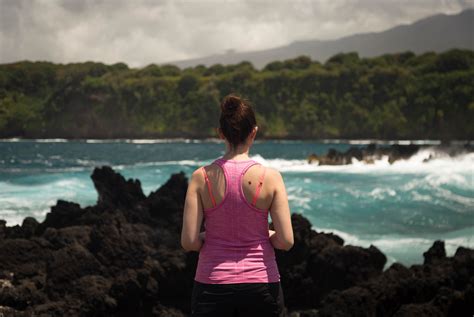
xmin=1 ymin=138 xmax=473 ymax=270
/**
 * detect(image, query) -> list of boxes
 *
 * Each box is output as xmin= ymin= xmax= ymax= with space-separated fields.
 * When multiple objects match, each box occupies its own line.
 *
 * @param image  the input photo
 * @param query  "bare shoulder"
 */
xmin=189 ymin=167 xmax=205 ymax=187
xmin=263 ymin=167 xmax=285 ymax=188
xmin=264 ymin=167 xmax=283 ymax=180
xmin=191 ymin=167 xmax=203 ymax=178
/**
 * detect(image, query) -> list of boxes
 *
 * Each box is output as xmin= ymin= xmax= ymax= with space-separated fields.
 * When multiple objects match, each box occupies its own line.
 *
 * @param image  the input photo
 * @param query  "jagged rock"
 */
xmin=423 ymin=240 xmax=446 ymax=265
xmin=308 ymin=143 xmax=422 ymax=165
xmin=36 ymin=200 xmax=86 ymax=235
xmin=0 ymin=220 xmax=6 ymax=240
xmin=314 ymin=242 xmax=474 ymax=316
xmin=21 ymin=217 xmax=39 ymax=239
xmin=309 ymin=143 xmax=474 ymax=166
xmin=145 ymin=171 xmax=188 ymax=234
xmin=271 ymin=213 xmax=385 ymax=308
xmin=91 ymin=165 xmax=146 ymax=209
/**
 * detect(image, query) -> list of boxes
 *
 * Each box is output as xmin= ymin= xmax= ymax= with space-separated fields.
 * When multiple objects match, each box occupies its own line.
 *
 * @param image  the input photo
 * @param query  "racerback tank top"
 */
xmin=194 ymin=157 xmax=280 ymax=284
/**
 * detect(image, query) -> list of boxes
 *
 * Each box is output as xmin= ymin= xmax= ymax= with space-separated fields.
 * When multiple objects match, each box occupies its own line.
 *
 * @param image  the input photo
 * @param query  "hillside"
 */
xmin=1 ymin=50 xmax=473 ymax=140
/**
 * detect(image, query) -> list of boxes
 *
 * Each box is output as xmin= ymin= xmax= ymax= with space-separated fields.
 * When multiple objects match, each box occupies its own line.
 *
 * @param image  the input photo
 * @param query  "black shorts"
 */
xmin=191 ymin=280 xmax=286 ymax=317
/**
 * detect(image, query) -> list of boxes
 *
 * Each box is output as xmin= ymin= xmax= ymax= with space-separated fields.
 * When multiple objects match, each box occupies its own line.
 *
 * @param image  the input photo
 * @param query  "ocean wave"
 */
xmin=369 ymin=187 xmax=397 ymax=200
xmin=86 ymin=138 xmax=218 ymax=144
xmin=322 ymin=139 xmax=444 ymax=145
xmin=0 ymin=167 xmax=90 ymax=173
xmin=123 ymin=138 xmax=204 ymax=144
xmin=0 ymin=197 xmax=58 ymax=209
xmin=54 ymin=149 xmax=472 ymax=178
xmin=0 ymin=207 xmax=53 ymax=226
xmin=286 ymin=186 xmax=313 ymax=210
xmin=0 ymin=138 xmax=71 ymax=143
xmin=0 ymin=177 xmax=92 ymax=226
xmin=2 ymin=149 xmax=472 ymax=185
xmin=0 ymin=138 xmax=212 ymax=144
xmin=249 ymin=150 xmax=474 ymax=175
xmin=0 ymin=177 xmax=87 ymax=191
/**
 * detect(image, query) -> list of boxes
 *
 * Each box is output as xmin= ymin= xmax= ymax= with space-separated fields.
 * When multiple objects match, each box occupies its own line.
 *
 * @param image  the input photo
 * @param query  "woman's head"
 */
xmin=218 ymin=94 xmax=257 ymax=151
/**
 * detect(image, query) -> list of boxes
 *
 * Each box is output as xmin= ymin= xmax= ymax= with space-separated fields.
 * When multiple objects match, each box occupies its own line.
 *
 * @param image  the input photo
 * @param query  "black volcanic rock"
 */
xmin=423 ymin=240 xmax=447 ymax=265
xmin=307 ymin=143 xmax=474 ymax=166
xmin=270 ymin=213 xmax=386 ymax=308
xmin=0 ymin=165 xmax=472 ymax=316
xmin=91 ymin=165 xmax=146 ymax=209
xmin=307 ymin=244 xmax=386 ymax=301
xmin=35 ymin=200 xmax=86 ymax=235
xmin=0 ymin=219 xmax=6 ymax=239
xmin=145 ymin=171 xmax=188 ymax=237
xmin=316 ymin=241 xmax=474 ymax=317
xmin=308 ymin=143 xmax=422 ymax=165
xmin=20 ymin=217 xmax=39 ymax=239
xmin=45 ymin=243 xmax=105 ymax=295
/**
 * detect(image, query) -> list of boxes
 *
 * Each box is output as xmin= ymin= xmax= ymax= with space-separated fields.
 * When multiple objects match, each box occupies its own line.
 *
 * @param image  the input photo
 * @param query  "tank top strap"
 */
xmin=212 ymin=158 xmax=224 ymax=168
xmin=212 ymin=159 xmax=260 ymax=195
xmin=239 ymin=160 xmax=260 ymax=178
xmin=211 ymin=158 xmax=227 ymax=178
xmin=201 ymin=166 xmax=216 ymax=207
xmin=251 ymin=166 xmax=266 ymax=206
xmin=223 ymin=160 xmax=251 ymax=194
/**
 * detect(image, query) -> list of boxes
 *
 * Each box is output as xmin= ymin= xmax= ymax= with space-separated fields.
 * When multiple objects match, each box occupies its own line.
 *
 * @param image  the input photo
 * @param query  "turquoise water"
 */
xmin=1 ymin=138 xmax=473 ymax=270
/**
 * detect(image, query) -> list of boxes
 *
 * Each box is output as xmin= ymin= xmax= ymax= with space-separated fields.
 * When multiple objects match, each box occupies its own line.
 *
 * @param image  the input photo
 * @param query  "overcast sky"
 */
xmin=0 ymin=0 xmax=472 ymax=67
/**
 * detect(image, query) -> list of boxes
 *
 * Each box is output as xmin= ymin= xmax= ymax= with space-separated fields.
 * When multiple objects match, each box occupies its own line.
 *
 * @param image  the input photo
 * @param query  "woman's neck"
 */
xmin=222 ymin=144 xmax=251 ymax=161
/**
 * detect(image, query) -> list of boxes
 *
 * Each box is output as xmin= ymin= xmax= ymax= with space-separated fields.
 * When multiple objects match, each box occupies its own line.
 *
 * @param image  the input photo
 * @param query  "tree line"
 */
xmin=0 ymin=49 xmax=473 ymax=140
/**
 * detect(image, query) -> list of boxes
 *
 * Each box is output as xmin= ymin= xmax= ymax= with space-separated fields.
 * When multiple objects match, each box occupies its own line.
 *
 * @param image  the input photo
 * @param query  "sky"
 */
xmin=0 ymin=0 xmax=473 ymax=68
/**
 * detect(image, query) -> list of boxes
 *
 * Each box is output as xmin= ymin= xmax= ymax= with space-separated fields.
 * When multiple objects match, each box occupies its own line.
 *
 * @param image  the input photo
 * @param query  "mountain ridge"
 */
xmin=164 ymin=9 xmax=474 ymax=69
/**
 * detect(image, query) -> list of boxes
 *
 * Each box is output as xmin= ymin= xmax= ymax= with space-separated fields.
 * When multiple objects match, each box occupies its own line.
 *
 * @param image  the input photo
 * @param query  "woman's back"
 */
xmin=194 ymin=157 xmax=280 ymax=284
xmin=199 ymin=158 xmax=274 ymax=213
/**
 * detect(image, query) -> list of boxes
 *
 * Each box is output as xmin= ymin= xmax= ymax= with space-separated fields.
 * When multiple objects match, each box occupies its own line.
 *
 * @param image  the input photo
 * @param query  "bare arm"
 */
xmin=181 ymin=169 xmax=205 ymax=252
xmin=269 ymin=170 xmax=294 ymax=251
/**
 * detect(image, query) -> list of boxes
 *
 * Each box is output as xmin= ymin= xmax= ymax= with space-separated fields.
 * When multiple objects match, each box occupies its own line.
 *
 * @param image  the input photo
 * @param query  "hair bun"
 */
xmin=219 ymin=93 xmax=257 ymax=150
xmin=221 ymin=94 xmax=242 ymax=114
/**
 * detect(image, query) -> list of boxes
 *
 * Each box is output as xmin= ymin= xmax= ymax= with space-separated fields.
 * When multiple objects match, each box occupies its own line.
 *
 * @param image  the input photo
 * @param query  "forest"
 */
xmin=0 ymin=49 xmax=473 ymax=140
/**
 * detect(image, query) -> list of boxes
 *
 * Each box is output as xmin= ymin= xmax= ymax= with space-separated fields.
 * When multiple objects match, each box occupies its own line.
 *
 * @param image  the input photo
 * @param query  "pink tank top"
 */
xmin=194 ymin=157 xmax=280 ymax=284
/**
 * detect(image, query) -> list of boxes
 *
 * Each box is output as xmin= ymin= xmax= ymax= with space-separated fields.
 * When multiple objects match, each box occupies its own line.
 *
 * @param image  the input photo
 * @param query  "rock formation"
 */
xmin=307 ymin=143 xmax=473 ymax=165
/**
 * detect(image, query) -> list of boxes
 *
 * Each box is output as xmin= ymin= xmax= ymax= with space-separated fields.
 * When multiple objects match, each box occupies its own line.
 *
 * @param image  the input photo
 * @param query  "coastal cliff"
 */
xmin=0 ymin=166 xmax=472 ymax=316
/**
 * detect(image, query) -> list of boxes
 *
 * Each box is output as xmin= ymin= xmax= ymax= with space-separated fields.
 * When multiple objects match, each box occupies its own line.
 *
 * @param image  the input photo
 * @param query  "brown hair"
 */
xmin=219 ymin=94 xmax=257 ymax=150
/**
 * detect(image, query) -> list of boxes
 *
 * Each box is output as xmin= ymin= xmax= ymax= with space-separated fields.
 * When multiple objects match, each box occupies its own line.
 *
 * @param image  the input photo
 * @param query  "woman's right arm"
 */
xmin=268 ymin=169 xmax=294 ymax=251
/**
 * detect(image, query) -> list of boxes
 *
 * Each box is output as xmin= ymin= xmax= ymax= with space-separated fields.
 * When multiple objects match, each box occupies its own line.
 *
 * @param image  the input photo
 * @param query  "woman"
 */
xmin=181 ymin=93 xmax=294 ymax=317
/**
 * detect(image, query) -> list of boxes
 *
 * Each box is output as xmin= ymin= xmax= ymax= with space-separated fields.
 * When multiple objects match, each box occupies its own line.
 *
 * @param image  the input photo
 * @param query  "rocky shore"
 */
xmin=307 ymin=143 xmax=473 ymax=165
xmin=0 ymin=166 xmax=472 ymax=316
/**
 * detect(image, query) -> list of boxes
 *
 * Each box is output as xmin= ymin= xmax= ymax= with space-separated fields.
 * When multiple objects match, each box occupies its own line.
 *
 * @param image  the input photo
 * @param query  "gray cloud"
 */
xmin=0 ymin=0 xmax=472 ymax=67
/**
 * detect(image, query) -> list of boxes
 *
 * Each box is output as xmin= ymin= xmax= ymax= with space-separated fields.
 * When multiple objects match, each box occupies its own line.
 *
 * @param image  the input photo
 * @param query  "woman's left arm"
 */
xmin=181 ymin=169 xmax=205 ymax=252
